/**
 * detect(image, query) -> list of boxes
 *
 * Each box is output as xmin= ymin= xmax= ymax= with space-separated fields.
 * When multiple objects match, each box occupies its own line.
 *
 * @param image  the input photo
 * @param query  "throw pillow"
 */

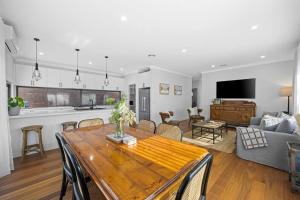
xmin=188 ymin=107 xmax=198 ymax=115
xmin=277 ymin=112 xmax=290 ymax=119
xmin=275 ymin=116 xmax=297 ymax=134
xmin=294 ymin=114 xmax=300 ymax=136
xmin=259 ymin=115 xmax=283 ymax=131
xmin=262 ymin=111 xmax=278 ymax=117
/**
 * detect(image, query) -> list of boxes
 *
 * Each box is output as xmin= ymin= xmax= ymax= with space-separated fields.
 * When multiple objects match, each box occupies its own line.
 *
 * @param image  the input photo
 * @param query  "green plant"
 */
xmin=8 ymin=96 xmax=25 ymax=108
xmin=109 ymin=96 xmax=136 ymax=129
xmin=105 ymin=97 xmax=116 ymax=105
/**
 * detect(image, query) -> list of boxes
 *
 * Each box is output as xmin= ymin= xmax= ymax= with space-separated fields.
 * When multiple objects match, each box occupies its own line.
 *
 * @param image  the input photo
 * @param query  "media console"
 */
xmin=210 ymin=100 xmax=256 ymax=126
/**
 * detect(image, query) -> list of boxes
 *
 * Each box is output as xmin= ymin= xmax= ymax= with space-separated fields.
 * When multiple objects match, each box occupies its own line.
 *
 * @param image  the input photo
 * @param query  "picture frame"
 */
xmin=174 ymin=85 xmax=183 ymax=95
xmin=159 ymin=83 xmax=170 ymax=95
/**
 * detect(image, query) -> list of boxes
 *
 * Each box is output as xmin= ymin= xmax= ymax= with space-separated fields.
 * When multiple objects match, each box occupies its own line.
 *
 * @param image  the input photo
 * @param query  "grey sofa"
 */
xmin=236 ymin=116 xmax=300 ymax=171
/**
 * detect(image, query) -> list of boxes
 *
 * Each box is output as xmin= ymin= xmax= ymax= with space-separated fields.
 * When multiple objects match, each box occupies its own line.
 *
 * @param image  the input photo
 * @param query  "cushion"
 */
xmin=262 ymin=111 xmax=278 ymax=117
xmin=294 ymin=114 xmax=300 ymax=136
xmin=259 ymin=115 xmax=283 ymax=131
xmin=277 ymin=112 xmax=290 ymax=119
xmin=275 ymin=116 xmax=297 ymax=134
xmin=188 ymin=107 xmax=198 ymax=116
xmin=238 ymin=127 xmax=268 ymax=149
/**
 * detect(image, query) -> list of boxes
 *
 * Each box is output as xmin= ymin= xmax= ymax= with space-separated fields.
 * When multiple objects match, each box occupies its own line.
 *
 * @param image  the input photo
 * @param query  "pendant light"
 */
xmin=32 ymin=38 xmax=41 ymax=81
xmin=74 ymin=48 xmax=81 ymax=84
xmin=104 ymin=56 xmax=109 ymax=86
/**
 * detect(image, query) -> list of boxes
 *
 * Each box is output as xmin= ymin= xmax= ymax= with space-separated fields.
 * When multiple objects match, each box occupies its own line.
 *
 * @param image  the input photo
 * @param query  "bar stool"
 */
xmin=21 ymin=125 xmax=44 ymax=159
xmin=61 ymin=121 xmax=78 ymax=131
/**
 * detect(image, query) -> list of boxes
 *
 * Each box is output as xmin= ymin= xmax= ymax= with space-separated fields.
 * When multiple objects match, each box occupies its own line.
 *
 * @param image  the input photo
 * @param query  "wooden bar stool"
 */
xmin=21 ymin=125 xmax=44 ymax=159
xmin=61 ymin=121 xmax=78 ymax=131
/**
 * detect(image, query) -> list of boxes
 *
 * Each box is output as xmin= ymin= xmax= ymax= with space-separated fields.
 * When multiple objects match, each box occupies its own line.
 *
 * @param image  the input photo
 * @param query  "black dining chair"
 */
xmin=175 ymin=154 xmax=213 ymax=200
xmin=55 ymin=132 xmax=90 ymax=200
xmin=63 ymin=142 xmax=91 ymax=200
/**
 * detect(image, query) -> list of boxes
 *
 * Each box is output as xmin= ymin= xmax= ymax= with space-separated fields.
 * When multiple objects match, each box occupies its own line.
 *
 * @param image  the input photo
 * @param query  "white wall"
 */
xmin=200 ymin=60 xmax=295 ymax=119
xmin=150 ymin=68 xmax=192 ymax=124
xmin=0 ymin=18 xmax=13 ymax=177
xmin=125 ymin=68 xmax=192 ymax=124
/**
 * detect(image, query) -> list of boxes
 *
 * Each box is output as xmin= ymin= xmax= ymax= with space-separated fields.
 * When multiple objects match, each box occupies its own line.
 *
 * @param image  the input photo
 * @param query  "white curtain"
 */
xmin=293 ymin=43 xmax=300 ymax=114
xmin=0 ymin=18 xmax=13 ymax=177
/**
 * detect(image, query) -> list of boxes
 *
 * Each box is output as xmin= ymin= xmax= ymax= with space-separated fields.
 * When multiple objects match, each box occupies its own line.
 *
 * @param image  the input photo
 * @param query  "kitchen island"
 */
xmin=9 ymin=107 xmax=113 ymax=158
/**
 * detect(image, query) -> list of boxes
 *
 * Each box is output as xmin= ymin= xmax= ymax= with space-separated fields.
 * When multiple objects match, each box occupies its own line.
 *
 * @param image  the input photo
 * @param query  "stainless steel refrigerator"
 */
xmin=139 ymin=87 xmax=150 ymax=121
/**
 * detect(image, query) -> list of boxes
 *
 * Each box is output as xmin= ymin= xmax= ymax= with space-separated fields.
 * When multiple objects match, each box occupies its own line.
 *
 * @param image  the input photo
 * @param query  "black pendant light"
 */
xmin=74 ymin=49 xmax=81 ymax=84
xmin=32 ymin=38 xmax=41 ymax=81
xmin=104 ymin=56 xmax=109 ymax=86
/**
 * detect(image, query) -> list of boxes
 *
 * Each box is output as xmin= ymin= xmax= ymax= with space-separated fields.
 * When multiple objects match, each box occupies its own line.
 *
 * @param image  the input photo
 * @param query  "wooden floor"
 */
xmin=0 ymin=148 xmax=299 ymax=200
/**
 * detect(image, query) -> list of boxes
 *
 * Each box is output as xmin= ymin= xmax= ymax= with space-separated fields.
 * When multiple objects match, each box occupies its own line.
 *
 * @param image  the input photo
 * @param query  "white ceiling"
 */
xmin=0 ymin=0 xmax=300 ymax=77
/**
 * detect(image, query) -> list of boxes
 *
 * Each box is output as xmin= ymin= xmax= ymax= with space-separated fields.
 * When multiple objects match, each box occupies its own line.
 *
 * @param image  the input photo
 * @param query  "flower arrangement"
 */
xmin=109 ymin=96 xmax=136 ymax=138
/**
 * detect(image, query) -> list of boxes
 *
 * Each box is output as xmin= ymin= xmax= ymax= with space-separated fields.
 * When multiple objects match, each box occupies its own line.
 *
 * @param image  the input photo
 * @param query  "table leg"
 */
xmin=213 ymin=129 xmax=215 ymax=144
xmin=192 ymin=125 xmax=194 ymax=138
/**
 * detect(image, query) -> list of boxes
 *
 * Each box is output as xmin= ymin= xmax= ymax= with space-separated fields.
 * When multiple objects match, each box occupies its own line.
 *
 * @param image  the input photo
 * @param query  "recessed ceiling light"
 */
xmin=88 ymin=61 xmax=93 ymax=65
xmin=260 ymin=55 xmax=266 ymax=59
xmin=251 ymin=25 xmax=259 ymax=30
xmin=211 ymin=65 xmax=215 ymax=68
xmin=121 ymin=16 xmax=127 ymax=22
xmin=181 ymin=49 xmax=187 ymax=53
xmin=120 ymin=67 xmax=124 ymax=72
xmin=39 ymin=52 xmax=44 ymax=55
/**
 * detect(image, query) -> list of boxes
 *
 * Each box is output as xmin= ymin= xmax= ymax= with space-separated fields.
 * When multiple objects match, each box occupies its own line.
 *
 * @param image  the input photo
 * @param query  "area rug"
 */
xmin=182 ymin=130 xmax=236 ymax=153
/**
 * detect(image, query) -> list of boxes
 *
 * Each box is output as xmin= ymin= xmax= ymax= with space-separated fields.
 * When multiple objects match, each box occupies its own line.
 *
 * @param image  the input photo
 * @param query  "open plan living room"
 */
xmin=0 ymin=0 xmax=300 ymax=200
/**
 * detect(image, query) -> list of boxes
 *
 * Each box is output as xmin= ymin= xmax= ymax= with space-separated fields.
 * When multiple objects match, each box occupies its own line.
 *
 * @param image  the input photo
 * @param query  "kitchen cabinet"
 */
xmin=15 ymin=64 xmax=47 ymax=87
xmin=14 ymin=63 xmax=124 ymax=91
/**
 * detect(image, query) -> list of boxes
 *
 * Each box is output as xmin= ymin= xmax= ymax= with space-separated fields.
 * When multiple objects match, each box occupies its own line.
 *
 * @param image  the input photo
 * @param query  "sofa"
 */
xmin=236 ymin=116 xmax=300 ymax=171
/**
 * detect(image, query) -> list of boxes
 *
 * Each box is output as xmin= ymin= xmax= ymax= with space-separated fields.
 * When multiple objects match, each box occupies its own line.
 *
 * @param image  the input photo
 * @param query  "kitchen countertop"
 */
xmin=9 ymin=106 xmax=113 ymax=119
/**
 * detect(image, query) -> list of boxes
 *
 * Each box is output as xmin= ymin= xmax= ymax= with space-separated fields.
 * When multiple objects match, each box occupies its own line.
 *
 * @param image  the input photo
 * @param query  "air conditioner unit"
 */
xmin=4 ymin=24 xmax=18 ymax=55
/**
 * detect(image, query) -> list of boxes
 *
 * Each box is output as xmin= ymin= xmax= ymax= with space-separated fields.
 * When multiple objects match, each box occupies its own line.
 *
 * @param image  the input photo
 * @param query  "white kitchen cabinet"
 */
xmin=60 ymin=70 xmax=74 ymax=88
xmin=5 ymin=47 xmax=15 ymax=83
xmin=15 ymin=64 xmax=48 ymax=87
xmin=15 ymin=64 xmax=33 ymax=86
xmin=83 ymin=72 xmax=97 ymax=90
xmin=46 ymin=68 xmax=60 ymax=88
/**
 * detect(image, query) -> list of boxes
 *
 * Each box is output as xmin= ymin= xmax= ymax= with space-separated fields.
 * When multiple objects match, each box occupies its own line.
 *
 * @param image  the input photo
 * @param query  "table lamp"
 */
xmin=279 ymin=86 xmax=292 ymax=114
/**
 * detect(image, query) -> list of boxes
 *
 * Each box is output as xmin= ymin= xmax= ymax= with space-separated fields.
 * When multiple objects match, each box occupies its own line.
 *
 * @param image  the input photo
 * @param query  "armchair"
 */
xmin=187 ymin=108 xmax=205 ymax=125
xmin=159 ymin=111 xmax=180 ymax=126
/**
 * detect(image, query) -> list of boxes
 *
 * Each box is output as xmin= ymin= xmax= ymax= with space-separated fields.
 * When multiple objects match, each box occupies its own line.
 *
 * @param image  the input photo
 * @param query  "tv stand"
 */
xmin=210 ymin=100 xmax=256 ymax=126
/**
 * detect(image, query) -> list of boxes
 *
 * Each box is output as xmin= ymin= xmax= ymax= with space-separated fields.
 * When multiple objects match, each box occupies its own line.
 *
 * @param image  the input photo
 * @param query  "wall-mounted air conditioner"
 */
xmin=4 ymin=24 xmax=18 ymax=55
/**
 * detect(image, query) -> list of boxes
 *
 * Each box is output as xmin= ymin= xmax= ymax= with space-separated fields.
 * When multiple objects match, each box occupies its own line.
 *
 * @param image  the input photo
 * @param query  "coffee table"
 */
xmin=192 ymin=120 xmax=227 ymax=144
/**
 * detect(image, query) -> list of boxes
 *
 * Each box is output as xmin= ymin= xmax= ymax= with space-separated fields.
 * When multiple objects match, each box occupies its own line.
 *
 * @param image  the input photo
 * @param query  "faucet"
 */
xmin=89 ymin=99 xmax=94 ymax=110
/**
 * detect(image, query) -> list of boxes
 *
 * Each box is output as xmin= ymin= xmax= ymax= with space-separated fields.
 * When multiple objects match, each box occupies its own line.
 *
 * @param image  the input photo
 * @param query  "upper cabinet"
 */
xmin=14 ymin=63 xmax=124 ymax=91
xmin=15 ymin=64 xmax=47 ymax=87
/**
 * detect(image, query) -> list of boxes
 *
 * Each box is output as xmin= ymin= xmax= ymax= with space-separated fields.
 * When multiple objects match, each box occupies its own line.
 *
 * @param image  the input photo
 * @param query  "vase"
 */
xmin=8 ymin=107 xmax=20 ymax=116
xmin=115 ymin=121 xmax=125 ymax=138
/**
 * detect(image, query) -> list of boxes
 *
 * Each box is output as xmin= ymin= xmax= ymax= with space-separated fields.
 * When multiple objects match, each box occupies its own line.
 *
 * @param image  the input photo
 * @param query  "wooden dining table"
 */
xmin=63 ymin=124 xmax=208 ymax=200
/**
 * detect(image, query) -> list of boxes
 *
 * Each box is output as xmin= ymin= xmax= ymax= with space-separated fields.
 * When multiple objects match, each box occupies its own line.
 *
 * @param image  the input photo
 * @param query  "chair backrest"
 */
xmin=55 ymin=133 xmax=72 ymax=181
xmin=78 ymin=118 xmax=104 ymax=128
xmin=175 ymin=154 xmax=213 ymax=200
xmin=138 ymin=120 xmax=156 ymax=133
xmin=63 ymin=143 xmax=90 ymax=200
xmin=156 ymin=124 xmax=182 ymax=141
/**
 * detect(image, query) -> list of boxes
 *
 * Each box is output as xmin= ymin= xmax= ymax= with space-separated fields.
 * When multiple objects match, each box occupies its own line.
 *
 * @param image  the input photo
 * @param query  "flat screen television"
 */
xmin=216 ymin=78 xmax=255 ymax=99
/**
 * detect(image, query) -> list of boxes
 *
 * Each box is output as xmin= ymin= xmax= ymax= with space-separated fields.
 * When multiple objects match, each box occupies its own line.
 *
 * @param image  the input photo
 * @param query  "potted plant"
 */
xmin=109 ymin=96 xmax=136 ymax=138
xmin=105 ymin=97 xmax=116 ymax=105
xmin=8 ymin=96 xmax=25 ymax=116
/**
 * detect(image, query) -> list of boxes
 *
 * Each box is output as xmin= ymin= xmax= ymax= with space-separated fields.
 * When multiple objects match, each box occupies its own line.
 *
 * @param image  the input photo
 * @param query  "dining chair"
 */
xmin=156 ymin=124 xmax=182 ymax=141
xmin=63 ymin=142 xmax=91 ymax=200
xmin=78 ymin=118 xmax=104 ymax=128
xmin=175 ymin=154 xmax=213 ymax=200
xmin=137 ymin=120 xmax=156 ymax=133
xmin=55 ymin=132 xmax=91 ymax=200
